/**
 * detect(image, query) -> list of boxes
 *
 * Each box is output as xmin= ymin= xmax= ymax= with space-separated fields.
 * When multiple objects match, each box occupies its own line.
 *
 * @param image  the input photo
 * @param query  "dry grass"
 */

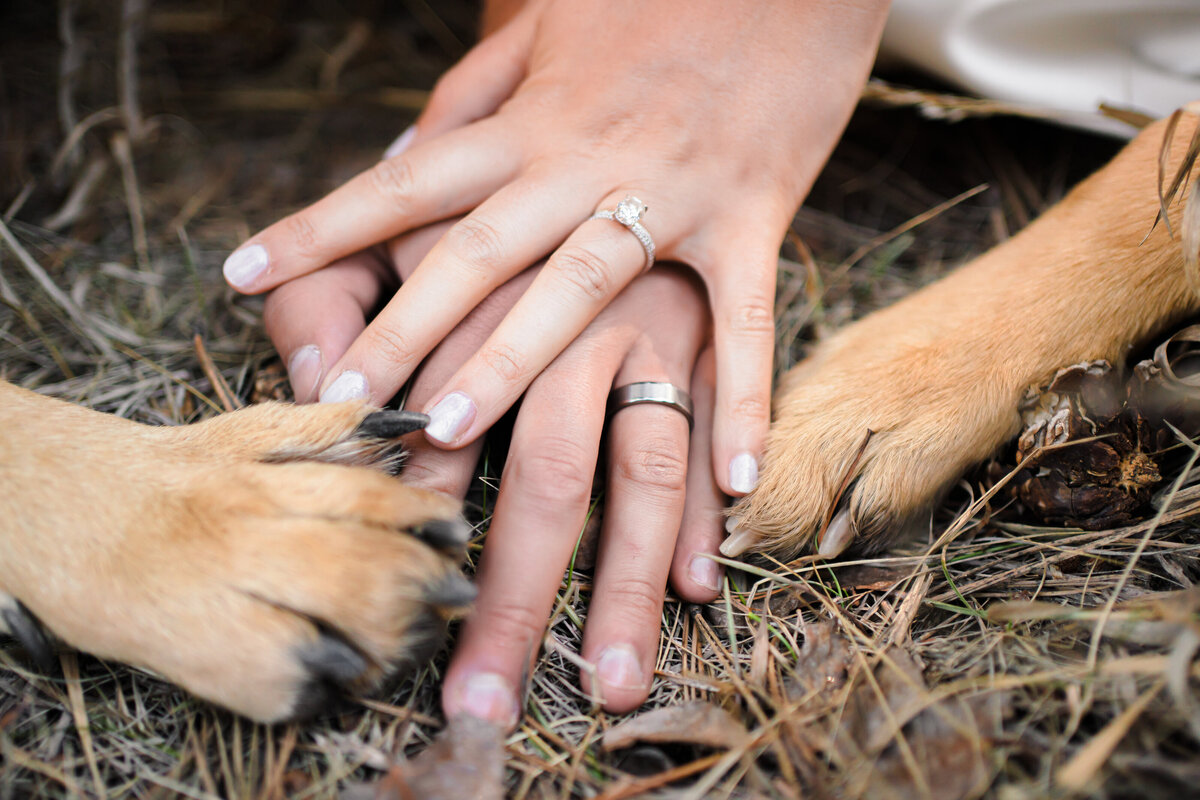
xmin=3 ymin=3 xmax=1199 ymax=798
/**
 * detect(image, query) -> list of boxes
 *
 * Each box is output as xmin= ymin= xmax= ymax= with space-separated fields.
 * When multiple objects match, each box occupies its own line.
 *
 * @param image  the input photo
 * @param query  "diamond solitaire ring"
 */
xmin=590 ymin=196 xmax=655 ymax=270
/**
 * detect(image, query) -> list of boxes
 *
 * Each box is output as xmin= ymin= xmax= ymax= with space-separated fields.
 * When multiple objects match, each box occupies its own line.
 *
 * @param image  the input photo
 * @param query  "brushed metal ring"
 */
xmin=608 ymin=381 xmax=693 ymax=428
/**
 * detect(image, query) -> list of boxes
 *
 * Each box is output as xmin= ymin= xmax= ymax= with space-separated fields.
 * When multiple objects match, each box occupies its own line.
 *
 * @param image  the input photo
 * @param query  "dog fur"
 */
xmin=1 ymin=112 xmax=1197 ymax=722
xmin=0 ymin=389 xmax=473 ymax=721
xmin=731 ymin=111 xmax=1200 ymax=557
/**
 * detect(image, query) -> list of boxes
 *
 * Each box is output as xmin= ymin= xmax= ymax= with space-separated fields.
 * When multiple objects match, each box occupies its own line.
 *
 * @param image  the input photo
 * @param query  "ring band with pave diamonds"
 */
xmin=591 ymin=196 xmax=655 ymax=270
xmin=609 ymin=382 xmax=693 ymax=428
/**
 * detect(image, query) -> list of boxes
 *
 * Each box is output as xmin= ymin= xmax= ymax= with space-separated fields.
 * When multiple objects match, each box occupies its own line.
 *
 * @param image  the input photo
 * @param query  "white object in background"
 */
xmin=879 ymin=0 xmax=1200 ymax=136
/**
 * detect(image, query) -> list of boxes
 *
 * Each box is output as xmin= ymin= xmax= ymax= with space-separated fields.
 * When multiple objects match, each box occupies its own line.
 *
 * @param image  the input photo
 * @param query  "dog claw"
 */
xmin=290 ymin=675 xmax=343 ymax=720
xmin=424 ymin=573 xmax=477 ymax=614
xmin=0 ymin=597 xmax=54 ymax=671
xmin=412 ymin=517 xmax=473 ymax=551
xmin=290 ymin=629 xmax=369 ymax=718
xmin=817 ymin=509 xmax=855 ymax=558
xmin=354 ymin=410 xmax=430 ymax=439
xmin=719 ymin=522 xmax=756 ymax=557
xmin=298 ymin=629 xmax=368 ymax=686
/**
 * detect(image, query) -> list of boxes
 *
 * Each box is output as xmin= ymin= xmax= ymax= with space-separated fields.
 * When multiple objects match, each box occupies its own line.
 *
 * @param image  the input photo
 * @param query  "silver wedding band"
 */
xmin=609 ymin=382 xmax=694 ymax=428
xmin=590 ymin=196 xmax=655 ymax=270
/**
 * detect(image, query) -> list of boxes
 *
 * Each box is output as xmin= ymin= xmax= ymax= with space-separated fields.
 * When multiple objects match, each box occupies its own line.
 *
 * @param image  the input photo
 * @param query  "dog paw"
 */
xmin=0 ymin=388 xmax=472 ymax=722
xmin=725 ymin=112 xmax=1200 ymax=560
xmin=724 ymin=300 xmax=1028 ymax=559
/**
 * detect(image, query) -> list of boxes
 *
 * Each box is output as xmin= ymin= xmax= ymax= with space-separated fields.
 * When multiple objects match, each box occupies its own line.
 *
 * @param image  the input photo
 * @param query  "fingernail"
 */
xmin=818 ymin=509 xmax=856 ymax=558
xmin=688 ymin=555 xmax=721 ymax=591
xmin=383 ymin=125 xmax=416 ymax=160
xmin=319 ymin=370 xmax=368 ymax=404
xmin=455 ymin=672 xmax=520 ymax=728
xmin=596 ymin=644 xmax=647 ymax=691
xmin=287 ymin=345 xmax=322 ymax=404
xmin=425 ymin=391 xmax=476 ymax=444
xmin=729 ymin=452 xmax=759 ymax=494
xmin=222 ymin=244 xmax=268 ymax=290
xmin=719 ymin=526 xmax=756 ymax=557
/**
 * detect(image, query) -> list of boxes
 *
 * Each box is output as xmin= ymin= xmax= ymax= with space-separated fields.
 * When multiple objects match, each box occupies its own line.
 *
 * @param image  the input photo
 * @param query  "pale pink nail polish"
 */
xmin=596 ymin=644 xmax=647 ymax=691
xmin=319 ymin=370 xmax=368 ymax=403
xmin=729 ymin=452 xmax=759 ymax=494
xmin=425 ymin=391 xmax=475 ymax=443
xmin=455 ymin=672 xmax=519 ymax=728
xmin=223 ymin=244 xmax=268 ymax=289
xmin=383 ymin=125 xmax=416 ymax=160
xmin=688 ymin=555 xmax=721 ymax=591
xmin=287 ymin=345 xmax=322 ymax=404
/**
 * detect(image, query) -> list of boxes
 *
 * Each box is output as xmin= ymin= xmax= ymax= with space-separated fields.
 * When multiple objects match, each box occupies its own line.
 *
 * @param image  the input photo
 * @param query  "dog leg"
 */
xmin=0 ymin=384 xmax=471 ymax=722
xmin=728 ymin=112 xmax=1200 ymax=558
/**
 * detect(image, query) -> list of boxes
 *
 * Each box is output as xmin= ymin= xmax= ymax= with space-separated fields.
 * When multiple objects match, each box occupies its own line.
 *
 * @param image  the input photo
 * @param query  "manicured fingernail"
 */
xmin=222 ymin=244 xmax=268 ymax=290
xmin=729 ymin=452 xmax=758 ymax=494
xmin=383 ymin=125 xmax=416 ymax=159
xmin=719 ymin=525 xmax=756 ymax=557
xmin=425 ymin=391 xmax=475 ymax=444
xmin=456 ymin=672 xmax=519 ymax=728
xmin=688 ymin=555 xmax=721 ymax=591
xmin=320 ymin=370 xmax=368 ymax=404
xmin=596 ymin=644 xmax=647 ymax=691
xmin=287 ymin=345 xmax=322 ymax=404
xmin=818 ymin=509 xmax=856 ymax=558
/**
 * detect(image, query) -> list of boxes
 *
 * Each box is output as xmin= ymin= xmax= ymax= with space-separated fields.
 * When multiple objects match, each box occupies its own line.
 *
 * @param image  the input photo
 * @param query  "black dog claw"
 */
xmin=354 ymin=410 xmax=430 ymax=439
xmin=425 ymin=573 xmax=478 ymax=611
xmin=290 ymin=629 xmax=368 ymax=719
xmin=1 ymin=599 xmax=54 ymax=671
xmin=298 ymin=629 xmax=367 ymax=685
xmin=413 ymin=517 xmax=473 ymax=551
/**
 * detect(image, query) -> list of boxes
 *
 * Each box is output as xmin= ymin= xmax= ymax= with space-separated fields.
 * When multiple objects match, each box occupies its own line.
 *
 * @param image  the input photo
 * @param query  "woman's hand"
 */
xmin=265 ymin=239 xmax=728 ymax=724
xmin=232 ymin=0 xmax=888 ymax=497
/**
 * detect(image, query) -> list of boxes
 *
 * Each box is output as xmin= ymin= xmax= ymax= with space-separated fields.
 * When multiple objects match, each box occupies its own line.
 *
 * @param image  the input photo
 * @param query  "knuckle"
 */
xmin=615 ymin=443 xmax=687 ymax=494
xmin=478 ymin=598 xmax=546 ymax=647
xmin=730 ymin=393 xmax=771 ymax=425
xmin=726 ymin=298 xmax=776 ymax=338
xmin=604 ymin=574 xmax=666 ymax=621
xmin=283 ymin=214 xmax=322 ymax=261
xmin=510 ymin=436 xmax=594 ymax=507
xmin=552 ymin=245 xmax=614 ymax=301
xmin=361 ymin=324 xmax=418 ymax=370
xmin=444 ymin=217 xmax=506 ymax=274
xmin=366 ymin=157 xmax=416 ymax=217
xmin=478 ymin=343 xmax=528 ymax=387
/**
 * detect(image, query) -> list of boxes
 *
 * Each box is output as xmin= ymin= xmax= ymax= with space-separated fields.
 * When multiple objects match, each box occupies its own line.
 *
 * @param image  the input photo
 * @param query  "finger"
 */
xmin=580 ymin=348 xmax=698 ymax=712
xmin=416 ymin=10 xmax=534 ymax=140
xmin=222 ymin=119 xmax=519 ymax=294
xmin=385 ymin=219 xmax=457 ymax=281
xmin=669 ymin=347 xmax=726 ymax=603
xmin=318 ymin=177 xmax=594 ymax=405
xmin=401 ymin=268 xmax=540 ymax=499
xmin=420 ymin=193 xmax=670 ymax=448
xmin=441 ymin=347 xmax=622 ymax=729
xmin=262 ymin=254 xmax=386 ymax=403
xmin=382 ymin=10 xmax=534 ymax=160
xmin=707 ymin=231 xmax=782 ymax=503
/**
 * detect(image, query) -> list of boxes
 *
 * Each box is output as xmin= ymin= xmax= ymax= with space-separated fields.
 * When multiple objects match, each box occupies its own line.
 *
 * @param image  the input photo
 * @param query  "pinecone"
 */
xmin=1011 ymin=325 xmax=1200 ymax=529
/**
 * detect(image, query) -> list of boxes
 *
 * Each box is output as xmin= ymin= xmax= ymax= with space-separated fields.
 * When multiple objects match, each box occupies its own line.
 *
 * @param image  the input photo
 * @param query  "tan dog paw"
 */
xmin=0 ymin=386 xmax=472 ymax=722
xmin=725 ymin=300 xmax=1028 ymax=558
xmin=727 ymin=110 xmax=1200 ymax=559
